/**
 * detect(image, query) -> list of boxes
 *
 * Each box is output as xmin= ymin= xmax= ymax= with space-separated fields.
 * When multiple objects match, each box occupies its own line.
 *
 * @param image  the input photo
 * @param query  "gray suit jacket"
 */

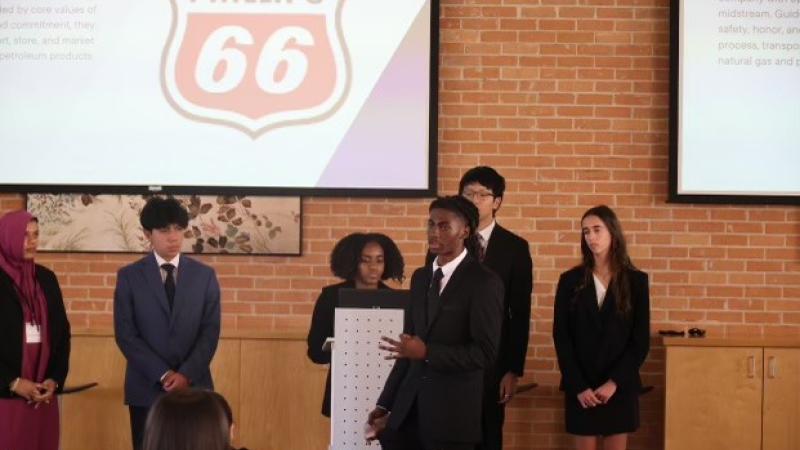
xmin=114 ymin=253 xmax=221 ymax=407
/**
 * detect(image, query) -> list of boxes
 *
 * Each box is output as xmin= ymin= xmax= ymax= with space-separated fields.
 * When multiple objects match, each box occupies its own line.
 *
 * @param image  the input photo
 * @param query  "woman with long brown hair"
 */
xmin=552 ymin=205 xmax=650 ymax=450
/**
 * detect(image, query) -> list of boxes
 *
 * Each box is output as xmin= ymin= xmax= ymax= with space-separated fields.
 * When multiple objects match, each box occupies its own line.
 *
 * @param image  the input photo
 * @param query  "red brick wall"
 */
xmin=3 ymin=1 xmax=799 ymax=448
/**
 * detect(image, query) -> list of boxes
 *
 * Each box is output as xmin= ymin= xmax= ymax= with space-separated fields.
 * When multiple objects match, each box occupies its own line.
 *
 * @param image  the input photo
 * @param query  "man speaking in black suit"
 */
xmin=459 ymin=166 xmax=533 ymax=450
xmin=368 ymin=196 xmax=504 ymax=450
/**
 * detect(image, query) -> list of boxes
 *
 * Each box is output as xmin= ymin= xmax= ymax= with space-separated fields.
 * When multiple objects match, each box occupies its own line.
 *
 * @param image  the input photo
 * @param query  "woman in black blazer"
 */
xmin=553 ymin=205 xmax=650 ymax=450
xmin=0 ymin=210 xmax=71 ymax=450
xmin=306 ymin=232 xmax=404 ymax=417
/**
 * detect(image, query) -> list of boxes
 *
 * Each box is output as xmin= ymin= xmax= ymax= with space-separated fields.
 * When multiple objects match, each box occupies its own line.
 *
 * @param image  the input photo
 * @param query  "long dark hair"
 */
xmin=142 ymin=389 xmax=230 ymax=450
xmin=429 ymin=196 xmax=482 ymax=259
xmin=209 ymin=391 xmax=251 ymax=450
xmin=577 ymin=205 xmax=636 ymax=317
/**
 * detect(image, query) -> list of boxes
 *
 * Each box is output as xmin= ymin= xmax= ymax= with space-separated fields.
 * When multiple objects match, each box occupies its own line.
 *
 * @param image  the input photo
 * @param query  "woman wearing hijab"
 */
xmin=0 ymin=210 xmax=71 ymax=450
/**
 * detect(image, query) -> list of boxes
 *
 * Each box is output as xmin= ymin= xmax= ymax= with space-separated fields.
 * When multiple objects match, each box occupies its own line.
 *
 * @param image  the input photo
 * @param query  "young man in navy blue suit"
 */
xmin=460 ymin=166 xmax=533 ymax=450
xmin=114 ymin=197 xmax=221 ymax=450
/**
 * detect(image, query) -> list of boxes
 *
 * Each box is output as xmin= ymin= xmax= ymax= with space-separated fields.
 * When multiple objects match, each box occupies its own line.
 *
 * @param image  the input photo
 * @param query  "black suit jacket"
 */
xmin=552 ymin=267 xmax=650 ymax=396
xmin=306 ymin=280 xmax=390 ymax=417
xmin=0 ymin=265 xmax=71 ymax=398
xmin=482 ymin=224 xmax=533 ymax=377
xmin=377 ymin=256 xmax=504 ymax=444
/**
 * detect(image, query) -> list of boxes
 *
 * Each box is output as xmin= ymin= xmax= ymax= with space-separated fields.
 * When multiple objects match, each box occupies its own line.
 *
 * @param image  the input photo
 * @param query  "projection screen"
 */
xmin=0 ymin=0 xmax=439 ymax=196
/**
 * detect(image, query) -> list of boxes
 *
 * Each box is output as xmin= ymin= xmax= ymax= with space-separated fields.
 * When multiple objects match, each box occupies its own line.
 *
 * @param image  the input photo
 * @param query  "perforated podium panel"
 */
xmin=331 ymin=307 xmax=403 ymax=450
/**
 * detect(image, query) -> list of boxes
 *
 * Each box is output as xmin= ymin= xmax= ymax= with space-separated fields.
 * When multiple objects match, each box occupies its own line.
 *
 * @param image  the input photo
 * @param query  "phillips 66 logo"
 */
xmin=161 ymin=0 xmax=350 ymax=137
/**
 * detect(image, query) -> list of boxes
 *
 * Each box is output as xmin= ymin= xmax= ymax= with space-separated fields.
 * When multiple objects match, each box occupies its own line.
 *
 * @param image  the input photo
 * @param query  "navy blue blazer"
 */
xmin=113 ymin=253 xmax=221 ymax=407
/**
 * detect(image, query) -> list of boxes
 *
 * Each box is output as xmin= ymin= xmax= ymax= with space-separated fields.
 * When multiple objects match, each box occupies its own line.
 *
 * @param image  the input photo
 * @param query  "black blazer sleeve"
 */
xmin=0 ymin=266 xmax=70 ymax=396
xmin=0 ymin=287 xmax=19 ymax=395
xmin=40 ymin=268 xmax=71 ymax=391
xmin=376 ymin=276 xmax=417 ymax=410
xmin=608 ymin=271 xmax=650 ymax=389
xmin=0 ymin=360 xmax=14 ymax=396
xmin=307 ymin=285 xmax=337 ymax=365
xmin=503 ymin=238 xmax=532 ymax=376
xmin=552 ymin=271 xmax=590 ymax=395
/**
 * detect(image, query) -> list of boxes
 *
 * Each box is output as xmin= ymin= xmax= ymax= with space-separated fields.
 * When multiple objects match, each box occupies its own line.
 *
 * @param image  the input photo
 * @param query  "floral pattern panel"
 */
xmin=26 ymin=194 xmax=301 ymax=255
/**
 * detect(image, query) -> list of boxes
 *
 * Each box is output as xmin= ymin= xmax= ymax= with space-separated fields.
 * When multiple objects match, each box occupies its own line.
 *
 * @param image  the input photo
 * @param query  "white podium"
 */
xmin=328 ymin=289 xmax=408 ymax=450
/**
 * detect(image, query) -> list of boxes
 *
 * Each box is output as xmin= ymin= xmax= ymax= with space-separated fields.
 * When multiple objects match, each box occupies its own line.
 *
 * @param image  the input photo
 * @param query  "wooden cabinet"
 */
xmin=664 ymin=338 xmax=800 ymax=450
xmin=762 ymin=348 xmax=800 ymax=450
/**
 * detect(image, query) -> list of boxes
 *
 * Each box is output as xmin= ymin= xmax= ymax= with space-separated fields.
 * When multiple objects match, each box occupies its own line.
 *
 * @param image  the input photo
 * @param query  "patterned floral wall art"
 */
xmin=26 ymin=194 xmax=301 ymax=255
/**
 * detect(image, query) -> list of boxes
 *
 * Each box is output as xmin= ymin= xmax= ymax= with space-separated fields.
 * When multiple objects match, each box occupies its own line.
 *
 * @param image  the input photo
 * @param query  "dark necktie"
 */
xmin=427 ymin=268 xmax=444 ymax=326
xmin=477 ymin=234 xmax=487 ymax=262
xmin=161 ymin=263 xmax=176 ymax=310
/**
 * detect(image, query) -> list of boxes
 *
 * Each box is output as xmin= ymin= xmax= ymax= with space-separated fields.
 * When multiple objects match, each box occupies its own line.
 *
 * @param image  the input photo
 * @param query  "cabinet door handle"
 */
xmin=768 ymin=356 xmax=777 ymax=379
xmin=747 ymin=355 xmax=756 ymax=378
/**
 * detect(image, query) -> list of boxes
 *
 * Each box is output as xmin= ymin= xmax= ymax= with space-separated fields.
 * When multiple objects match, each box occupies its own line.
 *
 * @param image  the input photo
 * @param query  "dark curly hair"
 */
xmin=329 ymin=233 xmax=405 ymax=283
xmin=428 ymin=196 xmax=482 ymax=258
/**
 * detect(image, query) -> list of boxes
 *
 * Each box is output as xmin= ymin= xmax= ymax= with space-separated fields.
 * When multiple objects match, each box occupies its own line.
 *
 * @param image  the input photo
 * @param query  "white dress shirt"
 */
xmin=432 ymin=248 xmax=468 ymax=294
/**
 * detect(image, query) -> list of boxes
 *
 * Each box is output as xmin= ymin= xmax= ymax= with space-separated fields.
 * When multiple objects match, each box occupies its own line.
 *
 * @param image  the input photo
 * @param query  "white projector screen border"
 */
xmin=0 ymin=0 xmax=439 ymax=198
xmin=668 ymin=0 xmax=800 ymax=206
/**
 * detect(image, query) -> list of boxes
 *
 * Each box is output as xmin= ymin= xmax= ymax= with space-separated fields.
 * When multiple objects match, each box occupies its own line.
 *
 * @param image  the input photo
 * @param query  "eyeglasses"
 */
xmin=461 ymin=190 xmax=494 ymax=201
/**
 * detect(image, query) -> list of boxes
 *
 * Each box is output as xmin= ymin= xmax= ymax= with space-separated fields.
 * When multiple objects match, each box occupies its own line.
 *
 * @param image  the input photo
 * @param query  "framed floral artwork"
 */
xmin=25 ymin=194 xmax=301 ymax=255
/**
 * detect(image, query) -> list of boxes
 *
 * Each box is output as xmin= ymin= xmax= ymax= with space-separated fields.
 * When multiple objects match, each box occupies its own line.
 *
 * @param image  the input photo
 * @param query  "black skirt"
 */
xmin=563 ymin=388 xmax=640 ymax=436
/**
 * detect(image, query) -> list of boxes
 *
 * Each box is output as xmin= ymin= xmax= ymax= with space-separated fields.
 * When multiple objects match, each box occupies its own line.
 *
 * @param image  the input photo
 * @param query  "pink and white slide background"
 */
xmin=0 ymin=0 xmax=433 ymax=191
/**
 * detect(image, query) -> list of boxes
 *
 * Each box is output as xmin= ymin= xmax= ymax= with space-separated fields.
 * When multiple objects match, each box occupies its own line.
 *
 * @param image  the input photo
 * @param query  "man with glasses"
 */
xmin=459 ymin=166 xmax=533 ymax=450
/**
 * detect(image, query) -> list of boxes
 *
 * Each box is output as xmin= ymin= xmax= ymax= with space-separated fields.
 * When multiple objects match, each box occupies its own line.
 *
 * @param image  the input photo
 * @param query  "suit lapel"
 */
xmin=599 ymin=286 xmax=616 ymax=322
xmin=142 ymin=253 xmax=171 ymax=318
xmin=583 ymin=278 xmax=604 ymax=331
xmin=170 ymin=255 xmax=194 ymax=327
xmin=426 ymin=256 xmax=473 ymax=334
xmin=415 ymin=269 xmax=432 ymax=340
xmin=482 ymin=225 xmax=504 ymax=267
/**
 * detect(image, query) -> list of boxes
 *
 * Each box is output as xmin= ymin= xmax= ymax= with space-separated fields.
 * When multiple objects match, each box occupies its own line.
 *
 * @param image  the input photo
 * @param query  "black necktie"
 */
xmin=161 ymin=263 xmax=176 ymax=310
xmin=427 ymin=268 xmax=444 ymax=326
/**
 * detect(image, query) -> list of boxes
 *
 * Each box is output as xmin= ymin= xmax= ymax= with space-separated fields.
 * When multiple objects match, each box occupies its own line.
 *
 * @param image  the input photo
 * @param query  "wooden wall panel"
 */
xmin=239 ymin=339 xmax=330 ymax=450
xmin=60 ymin=336 xmax=129 ymax=450
xmin=61 ymin=333 xmax=328 ymax=450
xmin=211 ymin=340 xmax=243 ymax=448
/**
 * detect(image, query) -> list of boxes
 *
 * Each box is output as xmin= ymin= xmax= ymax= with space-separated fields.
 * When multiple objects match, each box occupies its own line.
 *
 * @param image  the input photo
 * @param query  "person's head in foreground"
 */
xmin=142 ymin=389 xmax=230 ymax=450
